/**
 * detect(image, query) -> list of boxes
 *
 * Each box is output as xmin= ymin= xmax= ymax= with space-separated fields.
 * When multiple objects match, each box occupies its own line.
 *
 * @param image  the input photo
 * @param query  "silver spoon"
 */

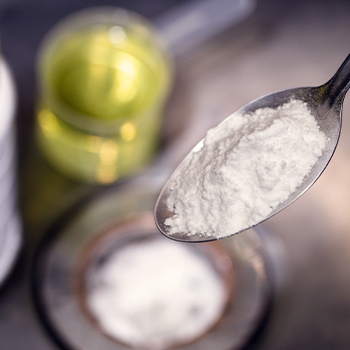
xmin=155 ymin=53 xmax=350 ymax=242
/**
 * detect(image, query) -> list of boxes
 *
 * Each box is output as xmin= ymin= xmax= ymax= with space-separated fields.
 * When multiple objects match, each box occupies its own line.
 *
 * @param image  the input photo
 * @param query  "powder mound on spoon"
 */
xmin=165 ymin=99 xmax=327 ymax=238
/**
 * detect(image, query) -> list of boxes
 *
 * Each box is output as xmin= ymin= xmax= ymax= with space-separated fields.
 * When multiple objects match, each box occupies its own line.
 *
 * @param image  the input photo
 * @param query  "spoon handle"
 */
xmin=322 ymin=53 xmax=350 ymax=108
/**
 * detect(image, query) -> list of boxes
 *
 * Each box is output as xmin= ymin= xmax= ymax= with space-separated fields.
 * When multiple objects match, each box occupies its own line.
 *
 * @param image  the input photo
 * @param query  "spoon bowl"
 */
xmin=155 ymin=53 xmax=350 ymax=242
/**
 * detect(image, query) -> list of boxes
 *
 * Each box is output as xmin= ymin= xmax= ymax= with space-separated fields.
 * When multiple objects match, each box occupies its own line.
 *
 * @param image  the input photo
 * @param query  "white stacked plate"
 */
xmin=0 ymin=57 xmax=22 ymax=287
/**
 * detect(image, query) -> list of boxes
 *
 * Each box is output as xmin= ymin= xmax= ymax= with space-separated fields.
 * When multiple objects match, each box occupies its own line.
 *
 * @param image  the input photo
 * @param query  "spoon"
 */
xmin=155 ymin=53 xmax=350 ymax=243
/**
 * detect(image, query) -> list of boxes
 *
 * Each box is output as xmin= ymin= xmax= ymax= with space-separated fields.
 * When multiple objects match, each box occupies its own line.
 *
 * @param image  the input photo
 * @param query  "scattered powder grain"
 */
xmin=165 ymin=99 xmax=327 ymax=238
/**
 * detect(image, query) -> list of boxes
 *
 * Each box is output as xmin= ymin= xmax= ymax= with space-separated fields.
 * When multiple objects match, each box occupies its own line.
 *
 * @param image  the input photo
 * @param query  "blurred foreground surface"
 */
xmin=2 ymin=0 xmax=350 ymax=349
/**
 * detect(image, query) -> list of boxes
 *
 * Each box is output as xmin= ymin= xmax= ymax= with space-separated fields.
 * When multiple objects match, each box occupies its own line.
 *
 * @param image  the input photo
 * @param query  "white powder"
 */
xmin=86 ymin=238 xmax=227 ymax=349
xmin=165 ymin=99 xmax=327 ymax=238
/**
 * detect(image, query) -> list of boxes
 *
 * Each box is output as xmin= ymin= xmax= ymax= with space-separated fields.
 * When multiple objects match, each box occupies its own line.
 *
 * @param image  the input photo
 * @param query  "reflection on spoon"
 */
xmin=155 ymin=53 xmax=350 ymax=243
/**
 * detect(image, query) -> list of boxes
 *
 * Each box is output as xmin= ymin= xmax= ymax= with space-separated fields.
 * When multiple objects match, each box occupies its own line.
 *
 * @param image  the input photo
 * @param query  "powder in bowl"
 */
xmin=85 ymin=237 xmax=228 ymax=349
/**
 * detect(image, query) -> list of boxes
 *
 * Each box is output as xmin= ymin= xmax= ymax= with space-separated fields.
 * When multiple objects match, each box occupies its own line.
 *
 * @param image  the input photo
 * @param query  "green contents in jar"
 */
xmin=36 ymin=10 xmax=172 ymax=184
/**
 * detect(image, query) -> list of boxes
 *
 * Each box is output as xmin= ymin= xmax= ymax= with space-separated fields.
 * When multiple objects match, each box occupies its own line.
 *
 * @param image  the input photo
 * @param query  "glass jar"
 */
xmin=36 ymin=7 xmax=173 ymax=184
